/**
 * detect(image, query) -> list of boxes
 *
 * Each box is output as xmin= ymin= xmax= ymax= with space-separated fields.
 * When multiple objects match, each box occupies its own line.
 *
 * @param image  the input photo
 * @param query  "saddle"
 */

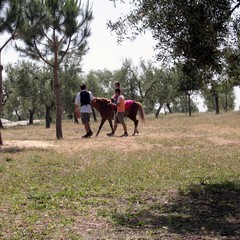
xmin=110 ymin=100 xmax=134 ymax=111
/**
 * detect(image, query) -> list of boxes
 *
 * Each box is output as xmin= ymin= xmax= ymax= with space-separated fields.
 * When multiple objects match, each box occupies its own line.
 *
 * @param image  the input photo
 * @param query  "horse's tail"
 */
xmin=136 ymin=101 xmax=145 ymax=122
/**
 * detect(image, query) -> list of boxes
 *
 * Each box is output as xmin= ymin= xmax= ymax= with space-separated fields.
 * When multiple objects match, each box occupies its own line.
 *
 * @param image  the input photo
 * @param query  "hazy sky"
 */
xmin=82 ymin=0 xmax=157 ymax=72
xmin=1 ymin=0 xmax=156 ymax=73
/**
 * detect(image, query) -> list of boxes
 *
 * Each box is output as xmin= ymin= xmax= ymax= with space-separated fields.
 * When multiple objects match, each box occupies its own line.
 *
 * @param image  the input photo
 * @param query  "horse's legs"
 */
xmin=128 ymin=115 xmax=139 ymax=135
xmin=96 ymin=118 xmax=107 ymax=136
xmin=127 ymin=103 xmax=139 ymax=135
xmin=108 ymin=118 xmax=114 ymax=132
xmin=133 ymin=119 xmax=139 ymax=135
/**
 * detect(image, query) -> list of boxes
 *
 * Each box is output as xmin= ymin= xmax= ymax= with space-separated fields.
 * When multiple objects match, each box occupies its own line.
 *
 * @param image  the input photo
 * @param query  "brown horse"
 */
xmin=91 ymin=97 xmax=145 ymax=136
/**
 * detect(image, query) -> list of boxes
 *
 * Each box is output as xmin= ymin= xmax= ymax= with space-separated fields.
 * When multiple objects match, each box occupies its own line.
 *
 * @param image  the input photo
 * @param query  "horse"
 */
xmin=91 ymin=97 xmax=145 ymax=136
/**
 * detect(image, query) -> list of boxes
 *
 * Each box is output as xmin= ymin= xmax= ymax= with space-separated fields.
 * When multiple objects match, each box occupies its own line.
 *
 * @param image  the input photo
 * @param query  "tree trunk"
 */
xmin=14 ymin=109 xmax=22 ymax=121
xmin=155 ymin=102 xmax=163 ymax=118
xmin=0 ymin=119 xmax=3 ymax=129
xmin=166 ymin=103 xmax=172 ymax=113
xmin=215 ymin=95 xmax=220 ymax=114
xmin=53 ymin=63 xmax=63 ymax=139
xmin=28 ymin=108 xmax=35 ymax=125
xmin=225 ymin=92 xmax=228 ymax=112
xmin=0 ymin=131 xmax=2 ymax=145
xmin=187 ymin=94 xmax=192 ymax=117
xmin=45 ymin=104 xmax=52 ymax=128
xmin=0 ymin=118 xmax=3 ymax=147
xmin=0 ymin=64 xmax=3 ymax=145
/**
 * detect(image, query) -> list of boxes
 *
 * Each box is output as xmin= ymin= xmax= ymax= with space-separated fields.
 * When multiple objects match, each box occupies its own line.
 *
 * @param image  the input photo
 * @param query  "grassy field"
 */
xmin=0 ymin=112 xmax=240 ymax=239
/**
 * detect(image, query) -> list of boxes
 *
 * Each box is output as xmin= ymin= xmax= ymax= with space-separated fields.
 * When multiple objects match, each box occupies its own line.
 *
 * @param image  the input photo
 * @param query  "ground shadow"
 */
xmin=0 ymin=146 xmax=23 ymax=153
xmin=111 ymin=181 xmax=240 ymax=239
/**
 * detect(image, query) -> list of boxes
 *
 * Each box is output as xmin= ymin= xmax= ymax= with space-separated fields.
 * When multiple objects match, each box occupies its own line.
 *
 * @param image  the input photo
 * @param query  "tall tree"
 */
xmin=17 ymin=0 xmax=92 ymax=139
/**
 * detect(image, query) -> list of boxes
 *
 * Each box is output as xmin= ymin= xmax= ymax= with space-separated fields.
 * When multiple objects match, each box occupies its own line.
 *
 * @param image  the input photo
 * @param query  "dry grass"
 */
xmin=0 ymin=112 xmax=240 ymax=239
xmin=2 ymin=111 xmax=240 ymax=153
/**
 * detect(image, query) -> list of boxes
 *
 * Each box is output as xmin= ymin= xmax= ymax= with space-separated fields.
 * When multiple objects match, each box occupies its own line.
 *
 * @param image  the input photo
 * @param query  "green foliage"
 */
xmin=112 ymin=59 xmax=139 ymax=100
xmin=60 ymin=53 xmax=83 ymax=118
xmin=225 ymin=24 xmax=240 ymax=86
xmin=109 ymin=0 xmax=232 ymax=66
xmin=171 ymin=94 xmax=199 ymax=113
xmin=201 ymin=80 xmax=235 ymax=112
xmin=3 ymin=58 xmax=84 ymax=121
xmin=3 ymin=60 xmax=45 ymax=121
xmin=17 ymin=0 xmax=93 ymax=63
xmin=3 ymin=56 xmax=237 ymax=119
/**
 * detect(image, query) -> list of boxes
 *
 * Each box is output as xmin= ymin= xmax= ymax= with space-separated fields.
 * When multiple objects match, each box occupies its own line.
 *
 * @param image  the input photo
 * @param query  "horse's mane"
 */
xmin=94 ymin=97 xmax=111 ymax=104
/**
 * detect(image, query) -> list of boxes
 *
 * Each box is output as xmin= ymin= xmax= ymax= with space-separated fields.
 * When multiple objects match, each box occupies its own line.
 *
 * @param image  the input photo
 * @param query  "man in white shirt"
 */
xmin=74 ymin=84 xmax=94 ymax=138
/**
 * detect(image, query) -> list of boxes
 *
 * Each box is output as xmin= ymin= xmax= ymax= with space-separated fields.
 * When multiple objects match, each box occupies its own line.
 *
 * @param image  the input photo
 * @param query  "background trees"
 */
xmin=0 ymin=0 xmax=25 ymax=145
xmin=2 ymin=55 xmax=237 ymax=128
xmin=4 ymin=61 xmax=43 ymax=124
xmin=107 ymin=0 xmax=240 ymax=115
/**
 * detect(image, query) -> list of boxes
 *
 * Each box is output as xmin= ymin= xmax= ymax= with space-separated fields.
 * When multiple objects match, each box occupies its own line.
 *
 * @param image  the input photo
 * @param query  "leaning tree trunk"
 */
xmin=155 ymin=102 xmax=163 ymax=118
xmin=14 ymin=109 xmax=22 ymax=121
xmin=53 ymin=62 xmax=63 ymax=139
xmin=166 ymin=103 xmax=172 ymax=113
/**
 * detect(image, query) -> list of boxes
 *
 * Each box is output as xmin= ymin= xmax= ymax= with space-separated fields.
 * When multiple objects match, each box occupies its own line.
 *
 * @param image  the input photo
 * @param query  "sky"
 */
xmin=1 ymin=0 xmax=156 ymax=72
xmin=81 ymin=0 xmax=157 ymax=72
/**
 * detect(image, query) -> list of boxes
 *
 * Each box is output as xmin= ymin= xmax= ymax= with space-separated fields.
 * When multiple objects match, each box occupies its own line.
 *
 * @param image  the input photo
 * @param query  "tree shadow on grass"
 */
xmin=0 ymin=146 xmax=23 ymax=153
xmin=111 ymin=181 xmax=240 ymax=239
